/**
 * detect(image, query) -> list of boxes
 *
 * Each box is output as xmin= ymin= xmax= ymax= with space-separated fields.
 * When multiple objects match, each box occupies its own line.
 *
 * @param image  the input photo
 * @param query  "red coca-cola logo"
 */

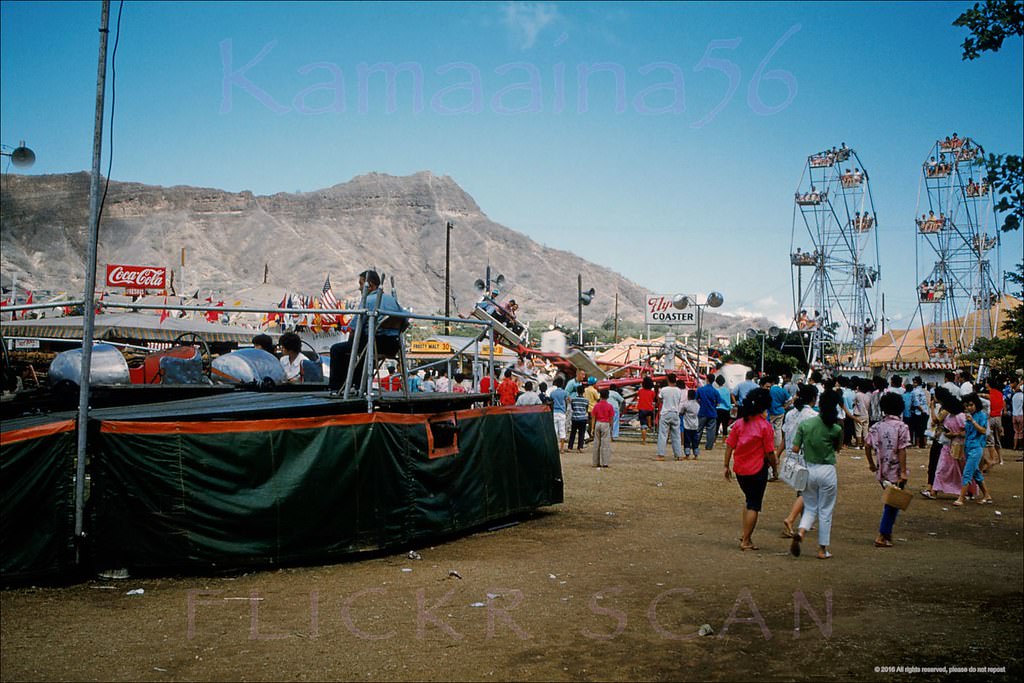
xmin=106 ymin=264 xmax=166 ymax=289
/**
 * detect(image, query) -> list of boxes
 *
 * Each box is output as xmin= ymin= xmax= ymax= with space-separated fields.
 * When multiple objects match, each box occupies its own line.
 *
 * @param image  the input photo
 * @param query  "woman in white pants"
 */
xmin=790 ymin=389 xmax=844 ymax=560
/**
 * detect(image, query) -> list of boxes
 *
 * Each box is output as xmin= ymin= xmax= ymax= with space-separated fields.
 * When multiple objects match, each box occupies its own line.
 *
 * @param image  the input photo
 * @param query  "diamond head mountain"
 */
xmin=0 ymin=171 xmax=770 ymax=336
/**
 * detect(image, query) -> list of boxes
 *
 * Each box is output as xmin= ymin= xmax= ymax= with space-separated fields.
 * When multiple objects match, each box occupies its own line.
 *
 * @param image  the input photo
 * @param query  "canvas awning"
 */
xmin=1 ymin=312 xmax=267 ymax=345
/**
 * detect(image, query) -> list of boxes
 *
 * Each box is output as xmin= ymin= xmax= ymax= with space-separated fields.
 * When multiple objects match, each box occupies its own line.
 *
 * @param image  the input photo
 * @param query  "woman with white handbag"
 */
xmin=779 ymin=385 xmax=819 ymax=538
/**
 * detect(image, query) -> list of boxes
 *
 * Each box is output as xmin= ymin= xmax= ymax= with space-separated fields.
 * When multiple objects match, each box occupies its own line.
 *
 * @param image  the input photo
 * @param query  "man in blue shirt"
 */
xmin=549 ymin=377 xmax=569 ymax=452
xmin=329 ymin=270 xmax=408 ymax=393
xmin=695 ymin=374 xmax=721 ymax=451
xmin=734 ymin=370 xmax=758 ymax=408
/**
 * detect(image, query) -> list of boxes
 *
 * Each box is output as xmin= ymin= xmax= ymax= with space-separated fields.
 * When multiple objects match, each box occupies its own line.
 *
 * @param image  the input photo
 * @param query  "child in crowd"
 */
xmin=681 ymin=389 xmax=701 ymax=459
xmin=591 ymin=388 xmax=616 ymax=467
xmin=865 ymin=392 xmax=910 ymax=548
xmin=568 ymin=385 xmax=590 ymax=452
xmin=955 ymin=393 xmax=993 ymax=506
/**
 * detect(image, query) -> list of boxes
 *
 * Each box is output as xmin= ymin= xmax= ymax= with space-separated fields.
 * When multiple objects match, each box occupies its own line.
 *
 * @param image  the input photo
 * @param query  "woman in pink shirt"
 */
xmin=724 ymin=389 xmax=777 ymax=551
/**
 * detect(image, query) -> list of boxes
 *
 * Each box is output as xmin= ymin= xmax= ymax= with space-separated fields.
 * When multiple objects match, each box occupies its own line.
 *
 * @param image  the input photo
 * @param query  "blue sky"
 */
xmin=2 ymin=1 xmax=1022 ymax=326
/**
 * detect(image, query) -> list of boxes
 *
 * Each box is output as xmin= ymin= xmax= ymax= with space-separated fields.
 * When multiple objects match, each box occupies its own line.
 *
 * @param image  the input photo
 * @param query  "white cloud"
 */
xmin=501 ymin=2 xmax=559 ymax=50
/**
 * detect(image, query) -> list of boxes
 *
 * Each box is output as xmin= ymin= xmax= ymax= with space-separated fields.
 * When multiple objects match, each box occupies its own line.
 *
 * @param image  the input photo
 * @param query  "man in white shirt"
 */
xmin=957 ymin=369 xmax=974 ymax=396
xmin=941 ymin=371 xmax=961 ymax=398
xmin=515 ymin=380 xmax=542 ymax=406
xmin=278 ymin=332 xmax=304 ymax=383
xmin=656 ymin=373 xmax=684 ymax=461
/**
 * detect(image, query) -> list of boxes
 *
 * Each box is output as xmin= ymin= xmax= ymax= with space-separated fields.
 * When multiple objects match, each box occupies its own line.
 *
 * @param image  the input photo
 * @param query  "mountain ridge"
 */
xmin=0 ymin=171 xmax=774 ymax=337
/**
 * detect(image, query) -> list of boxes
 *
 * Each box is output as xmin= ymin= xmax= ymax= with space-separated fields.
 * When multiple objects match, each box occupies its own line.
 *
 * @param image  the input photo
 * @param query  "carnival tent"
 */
xmin=0 ymin=312 xmax=266 ymax=345
xmin=867 ymin=293 xmax=1020 ymax=365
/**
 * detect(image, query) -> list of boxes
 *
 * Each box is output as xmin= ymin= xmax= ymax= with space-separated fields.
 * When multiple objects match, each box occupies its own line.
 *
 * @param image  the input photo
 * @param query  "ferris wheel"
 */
xmin=906 ymin=133 xmax=1002 ymax=360
xmin=789 ymin=143 xmax=882 ymax=368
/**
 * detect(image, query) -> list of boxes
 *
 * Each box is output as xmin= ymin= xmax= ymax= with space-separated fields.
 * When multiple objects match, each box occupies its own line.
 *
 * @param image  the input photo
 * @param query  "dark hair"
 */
xmin=599 ymin=388 xmax=609 ymax=400
xmin=360 ymin=270 xmax=382 ymax=287
xmin=715 ymin=375 xmax=725 ymax=386
xmin=279 ymin=331 xmax=301 ymax=354
xmin=666 ymin=373 xmax=677 ymax=385
xmin=758 ymin=375 xmax=773 ymax=387
xmin=960 ymin=392 xmax=982 ymax=411
xmin=746 ymin=370 xmax=756 ymax=380
xmin=793 ymin=384 xmax=818 ymax=410
xmin=987 ymin=375 xmax=1001 ymax=389
xmin=576 ymin=385 xmax=585 ymax=396
xmin=706 ymin=373 xmax=716 ymax=384
xmin=687 ymin=389 xmax=696 ymax=400
xmin=889 ymin=374 xmax=902 ymax=388
xmin=554 ymin=376 xmax=564 ymax=388
xmin=880 ymin=392 xmax=904 ymax=417
xmin=818 ymin=389 xmax=841 ymax=428
xmin=810 ymin=370 xmax=823 ymax=384
xmin=933 ymin=386 xmax=963 ymax=415
xmin=504 ymin=368 xmax=513 ymax=379
xmin=539 ymin=381 xmax=548 ymax=393
xmin=252 ymin=334 xmax=275 ymax=353
xmin=944 ymin=371 xmax=956 ymax=382
xmin=642 ymin=376 xmax=654 ymax=390
xmin=739 ymin=388 xmax=772 ymax=420
xmin=872 ymin=375 xmax=887 ymax=391
xmin=524 ymin=381 xmax=534 ymax=391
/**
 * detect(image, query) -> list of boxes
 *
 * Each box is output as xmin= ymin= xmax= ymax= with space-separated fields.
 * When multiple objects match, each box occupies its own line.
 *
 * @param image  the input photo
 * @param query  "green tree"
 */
xmin=955 ymin=0 xmax=1024 ymax=233
xmin=954 ymin=0 xmax=1024 ymax=58
xmin=723 ymin=334 xmax=801 ymax=377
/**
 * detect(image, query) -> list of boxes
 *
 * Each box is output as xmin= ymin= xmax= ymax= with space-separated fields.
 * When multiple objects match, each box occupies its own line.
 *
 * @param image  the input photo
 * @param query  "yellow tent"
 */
xmin=867 ymin=293 xmax=1020 ymax=366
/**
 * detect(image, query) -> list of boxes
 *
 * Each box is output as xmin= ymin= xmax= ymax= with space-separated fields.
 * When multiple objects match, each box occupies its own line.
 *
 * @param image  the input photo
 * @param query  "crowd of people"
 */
xmin=810 ymin=143 xmax=852 ymax=167
xmin=924 ymin=157 xmax=954 ymax=178
xmin=840 ymin=168 xmax=865 ymax=187
xmin=917 ymin=211 xmax=947 ymax=233
xmin=795 ymin=187 xmax=827 ymax=204
xmin=790 ymin=248 xmax=820 ymax=266
xmin=852 ymin=212 xmax=875 ymax=231
xmin=918 ymin=278 xmax=947 ymax=302
xmin=636 ymin=367 xmax=1024 ymax=558
xmin=965 ymin=177 xmax=990 ymax=197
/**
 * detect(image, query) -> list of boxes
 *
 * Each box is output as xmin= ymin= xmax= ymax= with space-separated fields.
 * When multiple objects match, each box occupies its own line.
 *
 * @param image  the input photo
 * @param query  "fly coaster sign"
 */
xmin=645 ymin=294 xmax=696 ymax=326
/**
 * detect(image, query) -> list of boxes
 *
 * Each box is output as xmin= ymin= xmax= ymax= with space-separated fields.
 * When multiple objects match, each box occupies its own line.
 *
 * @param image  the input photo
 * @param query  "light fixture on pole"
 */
xmin=577 ymin=274 xmax=595 ymax=345
xmin=746 ymin=326 xmax=782 ymax=375
xmin=673 ymin=291 xmax=724 ymax=375
xmin=0 ymin=140 xmax=36 ymax=168
xmin=444 ymin=221 xmax=454 ymax=335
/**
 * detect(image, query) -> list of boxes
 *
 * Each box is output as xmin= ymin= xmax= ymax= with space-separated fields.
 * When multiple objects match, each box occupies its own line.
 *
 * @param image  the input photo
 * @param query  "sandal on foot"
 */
xmin=782 ymin=520 xmax=794 ymax=538
xmin=790 ymin=535 xmax=802 ymax=557
xmin=816 ymin=551 xmax=833 ymax=560
xmin=952 ymin=499 xmax=965 ymax=507
xmin=874 ymin=539 xmax=893 ymax=548
xmin=920 ymin=490 xmax=936 ymax=500
xmin=739 ymin=543 xmax=759 ymax=551
xmin=977 ymin=498 xmax=994 ymax=505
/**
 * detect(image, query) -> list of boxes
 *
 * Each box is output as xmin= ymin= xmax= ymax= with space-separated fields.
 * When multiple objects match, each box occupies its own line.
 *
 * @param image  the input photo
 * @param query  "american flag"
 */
xmin=319 ymin=275 xmax=340 ymax=324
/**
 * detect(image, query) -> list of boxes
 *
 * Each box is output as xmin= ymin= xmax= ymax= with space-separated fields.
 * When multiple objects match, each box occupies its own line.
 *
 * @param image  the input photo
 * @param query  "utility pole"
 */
xmin=577 ymin=274 xmax=583 ymax=345
xmin=614 ymin=291 xmax=619 ymax=343
xmin=76 ymin=0 xmax=110 ymax=543
xmin=444 ymin=221 xmax=453 ymax=335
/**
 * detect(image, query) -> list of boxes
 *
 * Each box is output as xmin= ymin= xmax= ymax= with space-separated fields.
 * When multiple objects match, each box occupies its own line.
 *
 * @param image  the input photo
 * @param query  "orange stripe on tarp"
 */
xmin=98 ymin=404 xmax=552 ymax=437
xmin=0 ymin=419 xmax=76 ymax=446
xmin=100 ymin=411 xmax=427 ymax=436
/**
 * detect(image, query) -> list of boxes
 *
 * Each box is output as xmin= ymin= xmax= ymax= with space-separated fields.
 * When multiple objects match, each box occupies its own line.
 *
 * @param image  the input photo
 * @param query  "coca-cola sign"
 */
xmin=106 ymin=264 xmax=166 ymax=290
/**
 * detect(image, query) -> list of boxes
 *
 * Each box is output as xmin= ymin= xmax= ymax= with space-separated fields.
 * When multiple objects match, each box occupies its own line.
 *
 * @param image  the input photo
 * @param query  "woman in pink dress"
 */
xmin=930 ymin=387 xmax=976 ymax=497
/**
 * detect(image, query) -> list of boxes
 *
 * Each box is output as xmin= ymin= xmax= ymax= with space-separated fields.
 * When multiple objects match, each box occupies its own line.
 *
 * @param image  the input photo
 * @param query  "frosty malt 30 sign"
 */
xmin=645 ymin=294 xmax=696 ymax=326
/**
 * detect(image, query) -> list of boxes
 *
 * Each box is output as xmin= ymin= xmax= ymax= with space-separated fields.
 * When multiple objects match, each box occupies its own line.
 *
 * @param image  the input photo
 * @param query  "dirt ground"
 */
xmin=2 ymin=437 xmax=1022 ymax=682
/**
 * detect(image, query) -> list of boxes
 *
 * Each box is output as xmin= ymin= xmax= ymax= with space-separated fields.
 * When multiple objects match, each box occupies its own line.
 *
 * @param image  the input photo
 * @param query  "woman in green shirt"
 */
xmin=790 ymin=389 xmax=844 ymax=560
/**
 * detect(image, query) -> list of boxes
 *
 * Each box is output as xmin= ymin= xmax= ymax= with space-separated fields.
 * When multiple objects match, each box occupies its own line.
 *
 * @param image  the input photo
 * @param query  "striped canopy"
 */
xmin=1 ymin=312 xmax=267 ymax=344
